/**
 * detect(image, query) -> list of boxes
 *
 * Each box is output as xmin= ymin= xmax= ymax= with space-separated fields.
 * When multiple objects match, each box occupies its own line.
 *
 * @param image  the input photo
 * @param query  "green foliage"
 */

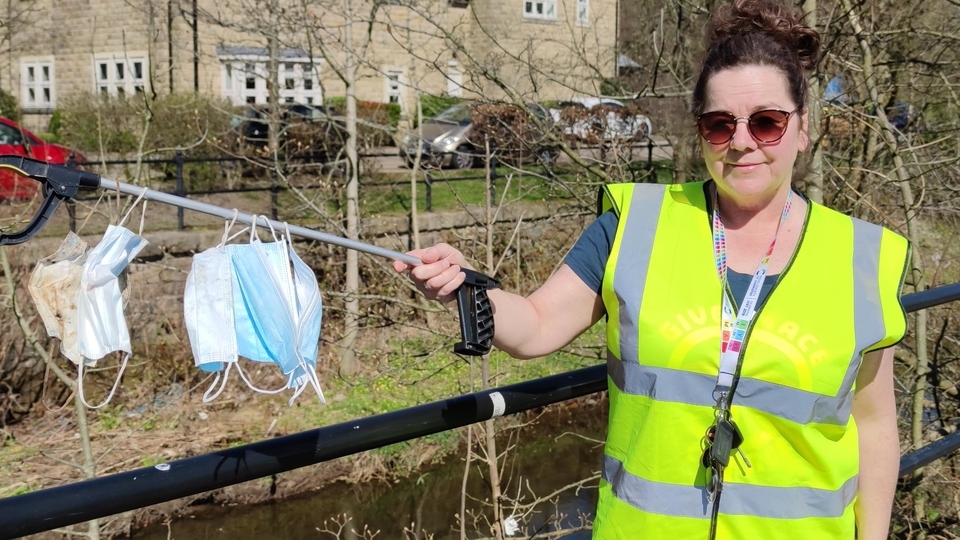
xmin=47 ymin=109 xmax=63 ymax=138
xmin=57 ymin=92 xmax=235 ymax=156
xmin=324 ymin=99 xmax=401 ymax=147
xmin=57 ymin=93 xmax=236 ymax=190
xmin=0 ymin=88 xmax=21 ymax=122
xmin=599 ymin=78 xmax=628 ymax=97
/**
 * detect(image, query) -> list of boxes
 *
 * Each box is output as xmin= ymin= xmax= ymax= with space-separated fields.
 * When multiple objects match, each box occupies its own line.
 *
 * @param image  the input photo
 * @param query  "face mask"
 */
xmin=28 ymin=232 xmax=89 ymax=365
xmin=285 ymin=224 xmax=325 ymax=404
xmin=184 ymin=215 xmax=284 ymax=403
xmin=227 ymin=219 xmax=324 ymax=404
xmin=75 ymin=192 xmax=149 ymax=408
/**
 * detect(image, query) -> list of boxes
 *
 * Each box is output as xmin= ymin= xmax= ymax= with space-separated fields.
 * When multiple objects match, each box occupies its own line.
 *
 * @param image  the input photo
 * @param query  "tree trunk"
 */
xmin=341 ymin=0 xmax=360 ymax=376
xmin=840 ymin=0 xmax=928 ymax=531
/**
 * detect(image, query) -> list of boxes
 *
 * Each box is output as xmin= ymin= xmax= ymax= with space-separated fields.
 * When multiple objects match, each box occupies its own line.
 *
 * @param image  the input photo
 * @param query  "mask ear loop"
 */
xmin=249 ymin=214 xmax=262 ymax=244
xmin=117 ymin=187 xmax=149 ymax=230
xmin=264 ymin=217 xmax=279 ymax=243
xmin=76 ymin=354 xmax=129 ymax=409
xmin=202 ymin=363 xmax=233 ymax=403
xmin=234 ymin=364 xmax=288 ymax=395
xmin=219 ymin=209 xmax=249 ymax=248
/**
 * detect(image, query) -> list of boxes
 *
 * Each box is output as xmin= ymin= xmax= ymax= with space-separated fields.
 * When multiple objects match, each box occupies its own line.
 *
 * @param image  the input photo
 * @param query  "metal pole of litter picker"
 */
xmin=98 ymin=178 xmax=421 ymax=267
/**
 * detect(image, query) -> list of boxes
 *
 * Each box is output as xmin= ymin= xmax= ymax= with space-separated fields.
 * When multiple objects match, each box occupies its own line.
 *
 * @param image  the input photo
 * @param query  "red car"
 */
xmin=0 ymin=117 xmax=86 ymax=200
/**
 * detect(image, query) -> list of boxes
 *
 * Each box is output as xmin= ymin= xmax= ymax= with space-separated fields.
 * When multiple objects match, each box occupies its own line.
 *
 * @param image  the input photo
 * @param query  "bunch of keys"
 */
xmin=701 ymin=418 xmax=749 ymax=469
xmin=702 ymin=416 xmax=750 ymax=502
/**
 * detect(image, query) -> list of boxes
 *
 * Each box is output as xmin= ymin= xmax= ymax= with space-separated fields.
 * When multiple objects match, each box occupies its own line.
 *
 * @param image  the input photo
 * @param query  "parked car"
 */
xmin=0 ymin=117 xmax=87 ymax=200
xmin=549 ymin=98 xmax=652 ymax=144
xmin=234 ymin=103 xmax=347 ymax=162
xmin=399 ymin=102 xmax=560 ymax=169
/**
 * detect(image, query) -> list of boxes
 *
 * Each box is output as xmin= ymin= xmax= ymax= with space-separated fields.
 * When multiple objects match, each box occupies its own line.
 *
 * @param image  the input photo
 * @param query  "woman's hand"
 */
xmin=392 ymin=243 xmax=474 ymax=304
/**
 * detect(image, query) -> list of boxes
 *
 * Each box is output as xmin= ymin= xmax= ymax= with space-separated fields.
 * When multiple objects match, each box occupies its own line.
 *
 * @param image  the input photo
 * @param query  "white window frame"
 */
xmin=20 ymin=58 xmax=55 ymax=109
xmin=576 ymin=0 xmax=589 ymax=26
xmin=523 ymin=0 xmax=556 ymax=20
xmin=92 ymin=53 xmax=148 ymax=97
xmin=446 ymin=62 xmax=463 ymax=98
xmin=385 ymin=70 xmax=403 ymax=104
xmin=219 ymin=50 xmax=322 ymax=106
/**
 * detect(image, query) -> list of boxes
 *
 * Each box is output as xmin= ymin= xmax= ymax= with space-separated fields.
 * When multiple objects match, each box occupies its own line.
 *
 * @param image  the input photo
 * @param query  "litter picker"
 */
xmin=0 ymin=155 xmax=499 ymax=355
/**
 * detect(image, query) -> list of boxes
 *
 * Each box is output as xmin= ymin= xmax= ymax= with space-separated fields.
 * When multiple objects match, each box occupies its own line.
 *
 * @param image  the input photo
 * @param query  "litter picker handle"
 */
xmin=0 ymin=155 xmax=500 ymax=356
xmin=453 ymin=269 xmax=500 ymax=356
xmin=0 ymin=155 xmax=100 ymax=246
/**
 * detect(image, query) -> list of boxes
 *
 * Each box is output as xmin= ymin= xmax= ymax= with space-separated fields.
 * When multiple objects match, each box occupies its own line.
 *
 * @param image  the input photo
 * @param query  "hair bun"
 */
xmin=708 ymin=0 xmax=821 ymax=70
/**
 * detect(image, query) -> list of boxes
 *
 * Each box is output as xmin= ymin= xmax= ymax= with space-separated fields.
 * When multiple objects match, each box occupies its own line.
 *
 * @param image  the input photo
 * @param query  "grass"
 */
xmin=278 ymin=161 xmax=673 ymax=220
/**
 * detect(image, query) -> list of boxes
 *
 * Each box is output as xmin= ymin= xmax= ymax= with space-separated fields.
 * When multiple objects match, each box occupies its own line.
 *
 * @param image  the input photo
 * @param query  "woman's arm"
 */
xmin=393 ymin=243 xmax=605 ymax=359
xmin=852 ymin=346 xmax=900 ymax=540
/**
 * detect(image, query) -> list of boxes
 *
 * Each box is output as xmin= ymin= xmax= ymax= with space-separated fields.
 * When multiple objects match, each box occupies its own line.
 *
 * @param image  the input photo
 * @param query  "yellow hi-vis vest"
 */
xmin=593 ymin=182 xmax=909 ymax=539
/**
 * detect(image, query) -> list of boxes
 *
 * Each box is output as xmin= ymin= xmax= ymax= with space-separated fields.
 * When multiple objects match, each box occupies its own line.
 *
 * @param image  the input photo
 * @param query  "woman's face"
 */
xmin=700 ymin=64 xmax=808 ymax=208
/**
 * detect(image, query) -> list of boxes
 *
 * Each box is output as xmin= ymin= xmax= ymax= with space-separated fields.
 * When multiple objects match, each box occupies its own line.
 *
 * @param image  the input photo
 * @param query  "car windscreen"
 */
xmin=432 ymin=103 xmax=473 ymax=124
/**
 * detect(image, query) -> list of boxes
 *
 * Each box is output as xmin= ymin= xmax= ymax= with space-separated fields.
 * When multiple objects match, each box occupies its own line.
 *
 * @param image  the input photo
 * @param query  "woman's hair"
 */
xmin=691 ymin=0 xmax=821 ymax=117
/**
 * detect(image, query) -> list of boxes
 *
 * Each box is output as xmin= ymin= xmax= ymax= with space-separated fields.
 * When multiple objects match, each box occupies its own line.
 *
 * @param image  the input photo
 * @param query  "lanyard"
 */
xmin=712 ymin=188 xmax=793 ymax=399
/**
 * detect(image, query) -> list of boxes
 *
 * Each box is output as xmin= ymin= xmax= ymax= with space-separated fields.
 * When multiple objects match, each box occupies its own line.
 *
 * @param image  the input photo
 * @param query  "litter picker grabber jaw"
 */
xmin=0 ymin=156 xmax=499 ymax=356
xmin=0 ymin=155 xmax=101 ymax=246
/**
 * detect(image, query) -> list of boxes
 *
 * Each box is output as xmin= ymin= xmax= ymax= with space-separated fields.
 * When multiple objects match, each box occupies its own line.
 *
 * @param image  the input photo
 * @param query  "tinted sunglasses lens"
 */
xmin=748 ymin=110 xmax=791 ymax=142
xmin=698 ymin=113 xmax=736 ymax=144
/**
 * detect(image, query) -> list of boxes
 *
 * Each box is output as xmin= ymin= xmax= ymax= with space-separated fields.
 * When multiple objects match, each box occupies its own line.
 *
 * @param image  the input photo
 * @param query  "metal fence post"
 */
xmin=646 ymin=138 xmax=655 ymax=182
xmin=66 ymin=154 xmax=77 ymax=232
xmin=424 ymin=170 xmax=432 ymax=212
xmin=175 ymin=150 xmax=185 ymax=230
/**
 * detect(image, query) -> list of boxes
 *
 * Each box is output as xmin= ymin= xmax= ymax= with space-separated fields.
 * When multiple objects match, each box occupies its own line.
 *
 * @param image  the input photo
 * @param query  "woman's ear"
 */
xmin=798 ymin=108 xmax=810 ymax=152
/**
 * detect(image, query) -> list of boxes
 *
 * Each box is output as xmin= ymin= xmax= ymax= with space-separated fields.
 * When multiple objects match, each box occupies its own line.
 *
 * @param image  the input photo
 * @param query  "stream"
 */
xmin=134 ymin=403 xmax=607 ymax=539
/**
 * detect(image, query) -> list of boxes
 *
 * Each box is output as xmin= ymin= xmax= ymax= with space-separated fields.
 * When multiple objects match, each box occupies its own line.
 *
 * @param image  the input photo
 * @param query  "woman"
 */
xmin=394 ymin=1 xmax=907 ymax=538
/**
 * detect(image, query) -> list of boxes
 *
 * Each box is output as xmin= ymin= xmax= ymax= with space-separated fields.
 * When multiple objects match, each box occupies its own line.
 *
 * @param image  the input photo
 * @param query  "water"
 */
xmin=134 ymin=404 xmax=606 ymax=539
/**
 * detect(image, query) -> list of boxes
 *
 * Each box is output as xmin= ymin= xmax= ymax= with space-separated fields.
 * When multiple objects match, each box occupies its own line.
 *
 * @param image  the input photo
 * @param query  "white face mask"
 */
xmin=75 ymin=192 xmax=149 ymax=408
xmin=286 ymin=224 xmax=325 ymax=404
xmin=28 ymin=232 xmax=89 ymax=365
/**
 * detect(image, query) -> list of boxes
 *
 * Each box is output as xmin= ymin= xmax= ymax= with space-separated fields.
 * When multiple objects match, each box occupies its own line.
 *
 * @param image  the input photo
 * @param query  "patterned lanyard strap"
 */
xmin=712 ymin=187 xmax=794 ymax=405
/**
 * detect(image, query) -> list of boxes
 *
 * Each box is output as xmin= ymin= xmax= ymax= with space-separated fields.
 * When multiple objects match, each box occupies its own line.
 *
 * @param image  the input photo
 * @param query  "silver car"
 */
xmin=400 ymin=103 xmax=477 ymax=169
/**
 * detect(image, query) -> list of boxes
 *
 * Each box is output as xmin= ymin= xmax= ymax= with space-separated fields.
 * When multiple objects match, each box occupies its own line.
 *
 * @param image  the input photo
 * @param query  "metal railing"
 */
xmin=62 ymin=139 xmax=668 ymax=231
xmin=0 ymin=281 xmax=958 ymax=539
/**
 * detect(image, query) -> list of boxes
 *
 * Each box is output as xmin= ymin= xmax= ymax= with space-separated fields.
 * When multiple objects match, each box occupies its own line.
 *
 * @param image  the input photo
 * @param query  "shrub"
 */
xmin=57 ymin=93 xmax=235 ymax=156
xmin=0 ymin=89 xmax=22 ymax=122
xmin=57 ymin=93 xmax=237 ymax=191
xmin=323 ymin=99 xmax=400 ymax=148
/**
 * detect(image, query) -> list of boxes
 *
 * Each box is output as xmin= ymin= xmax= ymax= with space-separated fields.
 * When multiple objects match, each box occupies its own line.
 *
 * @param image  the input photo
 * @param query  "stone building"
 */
xmin=0 ymin=0 xmax=618 ymax=132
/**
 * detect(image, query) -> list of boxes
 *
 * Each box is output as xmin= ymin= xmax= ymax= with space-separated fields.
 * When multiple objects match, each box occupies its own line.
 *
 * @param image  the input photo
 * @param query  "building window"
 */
xmin=446 ymin=62 xmax=462 ymax=97
xmin=523 ymin=0 xmax=555 ymax=20
xmin=21 ymin=60 xmax=54 ymax=109
xmin=576 ymin=0 xmax=589 ymax=25
xmin=218 ymin=46 xmax=322 ymax=106
xmin=385 ymin=71 xmax=402 ymax=104
xmin=93 ymin=54 xmax=147 ymax=97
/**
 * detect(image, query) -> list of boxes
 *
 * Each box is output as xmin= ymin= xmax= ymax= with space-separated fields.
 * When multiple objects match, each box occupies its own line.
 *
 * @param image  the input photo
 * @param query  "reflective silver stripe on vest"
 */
xmin=608 ymin=350 xmax=853 ymax=425
xmin=614 ymin=184 xmax=666 ymax=365
xmin=836 ymin=218 xmax=886 ymax=418
xmin=608 ymin=206 xmax=888 ymax=426
xmin=603 ymin=454 xmax=857 ymax=520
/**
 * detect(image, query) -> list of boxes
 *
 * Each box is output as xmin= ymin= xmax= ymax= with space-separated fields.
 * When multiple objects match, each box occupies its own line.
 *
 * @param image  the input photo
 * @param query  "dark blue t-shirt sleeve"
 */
xmin=564 ymin=210 xmax=618 ymax=293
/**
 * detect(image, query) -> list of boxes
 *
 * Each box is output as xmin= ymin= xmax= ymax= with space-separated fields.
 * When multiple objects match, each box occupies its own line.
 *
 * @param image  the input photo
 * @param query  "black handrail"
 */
xmin=0 ymin=283 xmax=957 ymax=538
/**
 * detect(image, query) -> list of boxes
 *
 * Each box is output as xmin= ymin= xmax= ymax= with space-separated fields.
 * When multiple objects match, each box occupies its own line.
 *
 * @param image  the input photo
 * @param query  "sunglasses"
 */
xmin=696 ymin=109 xmax=798 ymax=145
